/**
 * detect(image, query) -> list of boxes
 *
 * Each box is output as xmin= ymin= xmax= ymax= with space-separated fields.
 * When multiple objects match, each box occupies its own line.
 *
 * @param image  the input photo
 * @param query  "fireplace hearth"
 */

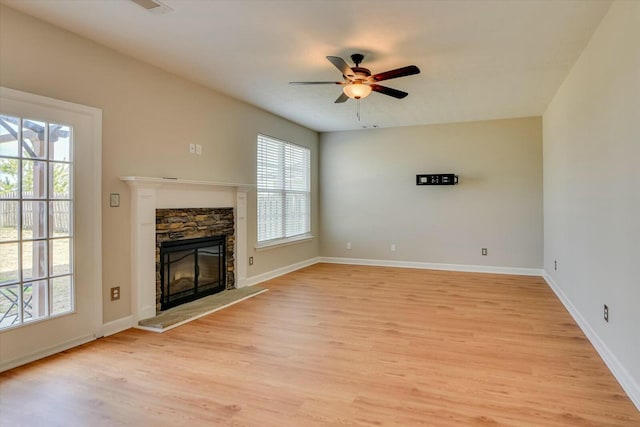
xmin=159 ymin=236 xmax=226 ymax=310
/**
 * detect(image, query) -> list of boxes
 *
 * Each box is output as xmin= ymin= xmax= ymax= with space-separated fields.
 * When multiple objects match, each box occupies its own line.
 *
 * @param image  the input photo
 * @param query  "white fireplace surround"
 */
xmin=121 ymin=176 xmax=253 ymax=323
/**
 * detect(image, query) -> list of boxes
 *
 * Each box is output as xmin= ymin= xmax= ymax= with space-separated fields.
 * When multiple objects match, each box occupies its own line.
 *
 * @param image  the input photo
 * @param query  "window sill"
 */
xmin=255 ymin=234 xmax=315 ymax=251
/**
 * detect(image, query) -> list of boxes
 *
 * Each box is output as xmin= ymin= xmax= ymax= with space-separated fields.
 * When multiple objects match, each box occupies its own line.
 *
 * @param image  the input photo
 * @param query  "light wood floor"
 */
xmin=1 ymin=264 xmax=638 ymax=426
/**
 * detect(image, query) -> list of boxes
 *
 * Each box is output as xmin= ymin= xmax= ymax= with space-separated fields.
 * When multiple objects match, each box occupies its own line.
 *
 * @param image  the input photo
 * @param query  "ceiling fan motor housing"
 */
xmin=349 ymin=67 xmax=371 ymax=81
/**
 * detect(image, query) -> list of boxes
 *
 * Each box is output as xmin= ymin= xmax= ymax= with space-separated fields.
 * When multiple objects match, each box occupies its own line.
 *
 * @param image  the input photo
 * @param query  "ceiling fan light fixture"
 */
xmin=291 ymin=54 xmax=419 ymax=103
xmin=343 ymin=82 xmax=372 ymax=100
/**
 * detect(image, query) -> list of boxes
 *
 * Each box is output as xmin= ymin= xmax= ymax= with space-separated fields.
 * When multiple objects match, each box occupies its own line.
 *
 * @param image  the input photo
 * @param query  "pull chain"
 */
xmin=357 ymin=99 xmax=361 ymax=121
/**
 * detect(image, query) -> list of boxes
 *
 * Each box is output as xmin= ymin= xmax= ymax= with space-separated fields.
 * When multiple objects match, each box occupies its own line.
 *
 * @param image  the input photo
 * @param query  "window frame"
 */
xmin=256 ymin=134 xmax=312 ymax=250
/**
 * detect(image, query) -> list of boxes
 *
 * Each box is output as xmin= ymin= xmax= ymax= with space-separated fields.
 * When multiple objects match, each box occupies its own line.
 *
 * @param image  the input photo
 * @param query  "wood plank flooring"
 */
xmin=1 ymin=263 xmax=638 ymax=426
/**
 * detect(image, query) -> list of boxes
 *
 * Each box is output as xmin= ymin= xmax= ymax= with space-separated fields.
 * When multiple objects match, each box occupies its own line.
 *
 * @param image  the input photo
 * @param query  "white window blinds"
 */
xmin=257 ymin=134 xmax=310 ymax=243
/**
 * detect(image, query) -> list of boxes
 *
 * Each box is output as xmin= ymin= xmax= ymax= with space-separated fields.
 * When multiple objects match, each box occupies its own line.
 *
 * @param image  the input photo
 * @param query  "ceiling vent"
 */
xmin=130 ymin=0 xmax=173 ymax=14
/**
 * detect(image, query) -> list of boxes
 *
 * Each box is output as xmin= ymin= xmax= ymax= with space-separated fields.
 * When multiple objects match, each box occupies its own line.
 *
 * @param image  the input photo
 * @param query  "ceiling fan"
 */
xmin=290 ymin=53 xmax=420 ymax=103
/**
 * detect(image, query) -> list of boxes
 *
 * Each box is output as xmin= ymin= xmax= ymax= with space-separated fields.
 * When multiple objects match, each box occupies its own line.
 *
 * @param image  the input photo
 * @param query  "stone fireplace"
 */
xmin=156 ymin=208 xmax=234 ymax=312
xmin=121 ymin=176 xmax=253 ymax=324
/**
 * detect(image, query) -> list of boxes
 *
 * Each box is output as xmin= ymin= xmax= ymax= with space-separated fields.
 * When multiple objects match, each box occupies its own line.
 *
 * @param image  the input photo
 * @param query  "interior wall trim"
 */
xmin=318 ymin=257 xmax=543 ymax=276
xmin=0 ymin=334 xmax=96 ymax=373
xmin=100 ymin=315 xmax=135 ymax=337
xmin=543 ymin=272 xmax=640 ymax=411
xmin=242 ymin=257 xmax=321 ymax=288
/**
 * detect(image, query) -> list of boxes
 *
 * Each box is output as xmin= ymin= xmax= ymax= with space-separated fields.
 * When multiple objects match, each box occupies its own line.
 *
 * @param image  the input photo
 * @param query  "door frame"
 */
xmin=0 ymin=87 xmax=102 ymax=371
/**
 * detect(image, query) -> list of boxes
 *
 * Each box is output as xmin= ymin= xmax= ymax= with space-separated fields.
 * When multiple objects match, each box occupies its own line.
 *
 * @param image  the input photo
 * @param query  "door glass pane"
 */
xmin=50 ymin=276 xmax=72 ymax=315
xmin=0 ymin=284 xmax=20 ymax=328
xmin=0 ymin=201 xmax=19 ymax=242
xmin=49 ymin=124 xmax=71 ymax=162
xmin=0 ymin=111 xmax=77 ymax=330
xmin=0 ymin=115 xmax=20 ymax=157
xmin=50 ymin=201 xmax=71 ymax=237
xmin=23 ymin=240 xmax=47 ymax=280
xmin=0 ymin=158 xmax=19 ymax=194
xmin=22 ymin=201 xmax=47 ymax=240
xmin=23 ymin=280 xmax=47 ymax=322
xmin=22 ymin=160 xmax=47 ymax=199
xmin=50 ymin=238 xmax=71 ymax=276
xmin=22 ymin=119 xmax=47 ymax=159
xmin=0 ymin=242 xmax=19 ymax=284
xmin=49 ymin=163 xmax=71 ymax=199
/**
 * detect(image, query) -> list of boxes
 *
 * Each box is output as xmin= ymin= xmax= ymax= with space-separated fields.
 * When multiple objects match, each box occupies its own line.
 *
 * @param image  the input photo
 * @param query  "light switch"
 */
xmin=110 ymin=193 xmax=120 ymax=207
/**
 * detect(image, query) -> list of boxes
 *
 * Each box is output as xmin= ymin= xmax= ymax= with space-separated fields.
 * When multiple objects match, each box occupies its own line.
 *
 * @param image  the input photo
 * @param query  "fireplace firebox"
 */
xmin=159 ymin=236 xmax=226 ymax=311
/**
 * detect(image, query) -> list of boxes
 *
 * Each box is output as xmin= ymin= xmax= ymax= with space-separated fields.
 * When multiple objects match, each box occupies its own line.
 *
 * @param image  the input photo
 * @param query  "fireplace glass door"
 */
xmin=160 ymin=236 xmax=226 ymax=310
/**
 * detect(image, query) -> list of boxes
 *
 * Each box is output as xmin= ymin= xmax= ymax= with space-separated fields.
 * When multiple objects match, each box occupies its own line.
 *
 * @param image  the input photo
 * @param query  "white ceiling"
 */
xmin=1 ymin=0 xmax=611 ymax=132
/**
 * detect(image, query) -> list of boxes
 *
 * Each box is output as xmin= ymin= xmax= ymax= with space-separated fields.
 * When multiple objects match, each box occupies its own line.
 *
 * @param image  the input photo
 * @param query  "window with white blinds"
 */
xmin=257 ymin=134 xmax=310 ymax=244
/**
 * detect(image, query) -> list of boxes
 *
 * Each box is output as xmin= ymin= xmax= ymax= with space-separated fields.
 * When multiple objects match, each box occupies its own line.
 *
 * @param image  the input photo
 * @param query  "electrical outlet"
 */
xmin=554 ymin=260 xmax=557 ymax=271
xmin=391 ymin=243 xmax=397 ymax=252
xmin=249 ymin=256 xmax=254 ymax=266
xmin=604 ymin=304 xmax=609 ymax=322
xmin=110 ymin=286 xmax=120 ymax=301
xmin=482 ymin=248 xmax=488 ymax=256
xmin=195 ymin=144 xmax=202 ymax=155
xmin=346 ymin=242 xmax=352 ymax=250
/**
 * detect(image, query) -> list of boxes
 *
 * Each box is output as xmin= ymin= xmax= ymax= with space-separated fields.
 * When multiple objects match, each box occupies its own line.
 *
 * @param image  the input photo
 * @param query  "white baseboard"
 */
xmin=543 ymin=272 xmax=640 ymax=411
xmin=100 ymin=315 xmax=134 ymax=337
xmin=242 ymin=257 xmax=321 ymax=287
xmin=318 ymin=257 xmax=543 ymax=276
xmin=0 ymin=334 xmax=96 ymax=373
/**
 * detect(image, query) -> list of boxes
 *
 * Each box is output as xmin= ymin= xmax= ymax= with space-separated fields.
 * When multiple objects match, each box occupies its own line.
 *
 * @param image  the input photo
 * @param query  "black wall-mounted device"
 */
xmin=416 ymin=174 xmax=458 ymax=186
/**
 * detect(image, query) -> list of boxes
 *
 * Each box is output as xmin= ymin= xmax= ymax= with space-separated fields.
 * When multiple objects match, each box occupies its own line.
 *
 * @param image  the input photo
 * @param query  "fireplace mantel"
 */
xmin=120 ymin=176 xmax=254 ymax=192
xmin=121 ymin=176 xmax=254 ymax=323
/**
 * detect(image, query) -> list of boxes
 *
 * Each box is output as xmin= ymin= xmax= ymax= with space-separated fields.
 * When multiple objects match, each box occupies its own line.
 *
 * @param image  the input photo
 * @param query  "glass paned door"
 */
xmin=0 ymin=114 xmax=74 ymax=330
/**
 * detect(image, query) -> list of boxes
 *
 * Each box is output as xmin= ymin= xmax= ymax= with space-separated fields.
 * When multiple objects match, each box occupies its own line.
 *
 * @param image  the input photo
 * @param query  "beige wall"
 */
xmin=319 ymin=117 xmax=543 ymax=269
xmin=543 ymin=0 xmax=640 ymax=399
xmin=0 ymin=5 xmax=319 ymax=324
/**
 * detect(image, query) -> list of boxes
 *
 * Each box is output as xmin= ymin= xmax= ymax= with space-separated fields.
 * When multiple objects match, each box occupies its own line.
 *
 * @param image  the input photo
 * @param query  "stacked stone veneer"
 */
xmin=155 ymin=207 xmax=235 ymax=313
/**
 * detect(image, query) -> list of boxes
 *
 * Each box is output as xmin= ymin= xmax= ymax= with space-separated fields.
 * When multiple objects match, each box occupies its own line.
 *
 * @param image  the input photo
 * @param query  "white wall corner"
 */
xmin=543 ymin=272 xmax=640 ymax=411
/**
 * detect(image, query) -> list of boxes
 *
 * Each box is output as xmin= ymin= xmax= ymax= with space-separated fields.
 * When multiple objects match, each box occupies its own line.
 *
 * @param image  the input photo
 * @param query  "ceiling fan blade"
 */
xmin=326 ymin=56 xmax=354 ymax=78
xmin=370 ymin=84 xmax=408 ymax=99
xmin=289 ymin=81 xmax=343 ymax=85
xmin=334 ymin=92 xmax=349 ymax=103
xmin=370 ymin=65 xmax=420 ymax=82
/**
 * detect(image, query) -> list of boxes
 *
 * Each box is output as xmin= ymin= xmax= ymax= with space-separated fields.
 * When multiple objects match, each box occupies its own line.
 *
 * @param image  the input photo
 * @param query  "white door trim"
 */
xmin=0 ymin=87 xmax=102 ymax=371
